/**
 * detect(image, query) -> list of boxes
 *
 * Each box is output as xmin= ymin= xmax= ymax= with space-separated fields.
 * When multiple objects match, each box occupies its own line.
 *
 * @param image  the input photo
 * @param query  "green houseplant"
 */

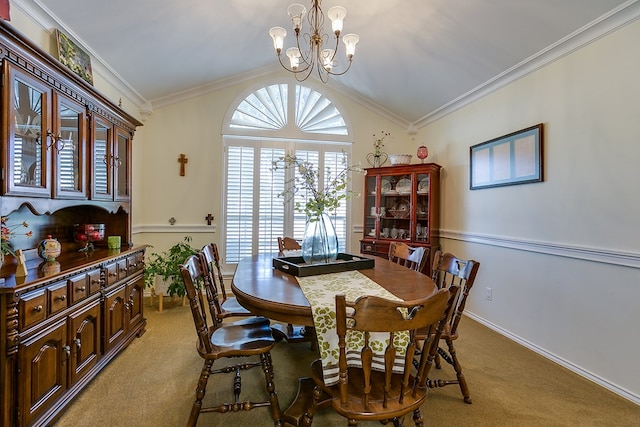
xmin=144 ymin=236 xmax=198 ymax=297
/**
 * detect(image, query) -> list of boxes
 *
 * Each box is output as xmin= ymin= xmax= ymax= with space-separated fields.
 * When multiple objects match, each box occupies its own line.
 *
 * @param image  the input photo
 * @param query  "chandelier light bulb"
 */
xmin=269 ymin=27 xmax=287 ymax=52
xmin=342 ymin=33 xmax=359 ymax=58
xmin=287 ymin=4 xmax=307 ymax=32
xmin=327 ymin=6 xmax=346 ymax=34
xmin=321 ymin=49 xmax=335 ymax=71
xmin=286 ymin=47 xmax=302 ymax=70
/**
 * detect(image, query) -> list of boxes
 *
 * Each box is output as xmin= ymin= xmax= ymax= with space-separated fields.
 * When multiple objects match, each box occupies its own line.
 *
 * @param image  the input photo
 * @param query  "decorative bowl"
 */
xmin=74 ymin=224 xmax=106 ymax=251
xmin=389 ymin=154 xmax=412 ymax=165
xmin=74 ymin=223 xmax=106 ymax=243
xmin=388 ymin=208 xmax=410 ymax=219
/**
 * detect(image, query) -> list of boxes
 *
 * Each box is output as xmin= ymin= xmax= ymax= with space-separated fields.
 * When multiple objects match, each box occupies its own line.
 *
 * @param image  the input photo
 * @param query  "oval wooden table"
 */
xmin=231 ymin=253 xmax=439 ymax=426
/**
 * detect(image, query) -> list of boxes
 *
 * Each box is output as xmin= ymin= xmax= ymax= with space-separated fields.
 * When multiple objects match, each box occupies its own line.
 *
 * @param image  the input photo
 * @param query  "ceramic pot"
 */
xmin=38 ymin=235 xmax=62 ymax=261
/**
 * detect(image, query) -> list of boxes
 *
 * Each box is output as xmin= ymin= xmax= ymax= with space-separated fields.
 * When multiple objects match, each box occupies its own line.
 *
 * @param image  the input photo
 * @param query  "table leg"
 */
xmin=282 ymin=377 xmax=330 ymax=427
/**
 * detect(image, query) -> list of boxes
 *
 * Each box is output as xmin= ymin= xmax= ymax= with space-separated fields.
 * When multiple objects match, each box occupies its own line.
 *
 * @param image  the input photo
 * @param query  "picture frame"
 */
xmin=470 ymin=123 xmax=543 ymax=190
xmin=55 ymin=29 xmax=93 ymax=85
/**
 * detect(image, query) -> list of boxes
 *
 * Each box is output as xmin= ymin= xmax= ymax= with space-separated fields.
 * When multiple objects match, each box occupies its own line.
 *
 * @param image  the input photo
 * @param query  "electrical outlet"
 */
xmin=485 ymin=287 xmax=492 ymax=301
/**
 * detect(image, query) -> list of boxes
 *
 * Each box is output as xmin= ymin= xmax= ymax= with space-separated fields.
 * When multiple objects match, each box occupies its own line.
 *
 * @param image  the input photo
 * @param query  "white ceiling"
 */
xmin=22 ymin=0 xmax=637 ymax=126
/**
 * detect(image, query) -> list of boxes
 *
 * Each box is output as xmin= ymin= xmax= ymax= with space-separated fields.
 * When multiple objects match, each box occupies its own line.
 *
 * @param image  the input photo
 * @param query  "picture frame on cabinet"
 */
xmin=470 ymin=123 xmax=543 ymax=189
xmin=55 ymin=29 xmax=93 ymax=85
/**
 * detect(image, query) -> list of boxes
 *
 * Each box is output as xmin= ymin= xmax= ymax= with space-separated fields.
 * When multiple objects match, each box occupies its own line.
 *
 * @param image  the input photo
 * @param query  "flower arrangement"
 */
xmin=1 ymin=216 xmax=33 ymax=256
xmin=373 ymin=130 xmax=390 ymax=156
xmin=272 ymin=154 xmax=364 ymax=221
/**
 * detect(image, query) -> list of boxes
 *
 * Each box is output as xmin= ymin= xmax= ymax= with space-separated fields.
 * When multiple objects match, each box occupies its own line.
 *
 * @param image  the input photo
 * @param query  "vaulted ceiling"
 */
xmin=22 ymin=0 xmax=637 ymax=126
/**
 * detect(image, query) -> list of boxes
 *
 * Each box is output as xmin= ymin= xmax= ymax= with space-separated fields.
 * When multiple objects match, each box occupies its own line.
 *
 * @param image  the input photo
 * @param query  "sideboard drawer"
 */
xmin=47 ymin=281 xmax=68 ymax=315
xmin=69 ymin=274 xmax=88 ymax=304
xmin=88 ymin=269 xmax=102 ymax=295
xmin=19 ymin=290 xmax=46 ymax=330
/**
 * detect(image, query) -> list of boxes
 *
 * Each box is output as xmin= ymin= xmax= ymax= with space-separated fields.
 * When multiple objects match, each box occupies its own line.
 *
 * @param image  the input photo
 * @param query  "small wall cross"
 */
xmin=205 ymin=213 xmax=214 ymax=225
xmin=178 ymin=153 xmax=188 ymax=176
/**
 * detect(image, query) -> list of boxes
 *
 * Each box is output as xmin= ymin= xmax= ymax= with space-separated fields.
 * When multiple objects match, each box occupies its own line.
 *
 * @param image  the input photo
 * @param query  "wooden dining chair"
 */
xmin=388 ymin=241 xmax=429 ymax=273
xmin=179 ymin=254 xmax=282 ymax=427
xmin=200 ymin=243 xmax=252 ymax=319
xmin=301 ymin=287 xmax=458 ymax=427
xmin=277 ymin=236 xmax=301 ymax=253
xmin=422 ymin=250 xmax=480 ymax=404
xmin=273 ymin=237 xmax=316 ymax=347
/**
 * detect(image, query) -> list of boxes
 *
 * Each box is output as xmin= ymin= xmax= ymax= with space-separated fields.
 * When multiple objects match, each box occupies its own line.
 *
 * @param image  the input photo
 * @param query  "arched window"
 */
xmin=223 ymin=82 xmax=352 ymax=264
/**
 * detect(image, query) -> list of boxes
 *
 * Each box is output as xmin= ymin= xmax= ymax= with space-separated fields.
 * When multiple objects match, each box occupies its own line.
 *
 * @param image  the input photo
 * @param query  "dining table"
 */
xmin=231 ymin=253 xmax=439 ymax=426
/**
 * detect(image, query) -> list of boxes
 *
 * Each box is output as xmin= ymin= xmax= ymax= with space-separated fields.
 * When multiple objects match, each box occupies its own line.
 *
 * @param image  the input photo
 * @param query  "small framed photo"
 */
xmin=470 ymin=123 xmax=543 ymax=190
xmin=55 ymin=29 xmax=93 ymax=85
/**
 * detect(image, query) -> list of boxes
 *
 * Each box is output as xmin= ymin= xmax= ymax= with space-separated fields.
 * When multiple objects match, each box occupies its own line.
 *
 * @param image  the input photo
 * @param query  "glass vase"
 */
xmin=302 ymin=212 xmax=339 ymax=264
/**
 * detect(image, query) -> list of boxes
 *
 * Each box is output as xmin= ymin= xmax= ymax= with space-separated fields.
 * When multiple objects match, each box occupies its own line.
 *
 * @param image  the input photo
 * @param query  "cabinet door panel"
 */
xmin=5 ymin=63 xmax=52 ymax=197
xmin=19 ymin=320 xmax=67 ymax=426
xmin=127 ymin=276 xmax=144 ymax=330
xmin=104 ymin=286 xmax=127 ymax=353
xmin=69 ymin=298 xmax=100 ymax=384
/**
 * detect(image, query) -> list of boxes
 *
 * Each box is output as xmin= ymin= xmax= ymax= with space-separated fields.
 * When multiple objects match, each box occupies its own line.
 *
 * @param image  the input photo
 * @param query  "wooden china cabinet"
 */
xmin=360 ymin=163 xmax=441 ymax=275
xmin=0 ymin=21 xmax=146 ymax=427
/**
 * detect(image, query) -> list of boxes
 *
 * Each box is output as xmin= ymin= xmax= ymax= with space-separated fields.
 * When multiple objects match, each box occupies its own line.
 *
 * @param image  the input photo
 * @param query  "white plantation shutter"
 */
xmin=225 ymin=145 xmax=256 ymax=263
xmin=224 ymin=140 xmax=350 ymax=264
xmin=223 ymin=83 xmax=351 ymax=265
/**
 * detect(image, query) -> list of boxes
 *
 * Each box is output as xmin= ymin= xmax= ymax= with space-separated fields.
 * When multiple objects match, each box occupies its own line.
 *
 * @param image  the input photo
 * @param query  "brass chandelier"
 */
xmin=269 ymin=0 xmax=359 ymax=83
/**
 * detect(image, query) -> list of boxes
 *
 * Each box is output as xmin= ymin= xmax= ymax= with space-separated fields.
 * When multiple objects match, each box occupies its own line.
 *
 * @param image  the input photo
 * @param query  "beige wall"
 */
xmin=417 ymin=19 xmax=640 ymax=402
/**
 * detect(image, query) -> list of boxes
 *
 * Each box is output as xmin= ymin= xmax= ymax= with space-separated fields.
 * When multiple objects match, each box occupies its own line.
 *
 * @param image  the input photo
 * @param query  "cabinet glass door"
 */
xmin=7 ymin=66 xmax=51 ymax=196
xmin=380 ymin=173 xmax=412 ymax=241
xmin=415 ymin=173 xmax=430 ymax=242
xmin=114 ymin=128 xmax=130 ymax=201
xmin=91 ymin=118 xmax=112 ymax=200
xmin=364 ymin=175 xmax=378 ymax=238
xmin=54 ymin=96 xmax=86 ymax=198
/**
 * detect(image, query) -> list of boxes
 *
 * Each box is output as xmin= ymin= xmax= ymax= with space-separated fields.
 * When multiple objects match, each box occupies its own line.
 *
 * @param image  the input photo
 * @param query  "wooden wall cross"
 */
xmin=205 ymin=213 xmax=214 ymax=225
xmin=178 ymin=153 xmax=188 ymax=176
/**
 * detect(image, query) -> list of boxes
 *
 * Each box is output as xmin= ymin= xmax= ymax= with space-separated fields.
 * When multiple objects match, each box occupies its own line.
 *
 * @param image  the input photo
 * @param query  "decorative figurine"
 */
xmin=417 ymin=145 xmax=428 ymax=163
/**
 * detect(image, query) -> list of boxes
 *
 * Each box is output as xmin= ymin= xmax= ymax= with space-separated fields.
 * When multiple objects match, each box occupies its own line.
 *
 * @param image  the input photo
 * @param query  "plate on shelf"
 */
xmin=381 ymin=179 xmax=392 ymax=194
xmin=396 ymin=178 xmax=411 ymax=194
xmin=418 ymin=177 xmax=430 ymax=193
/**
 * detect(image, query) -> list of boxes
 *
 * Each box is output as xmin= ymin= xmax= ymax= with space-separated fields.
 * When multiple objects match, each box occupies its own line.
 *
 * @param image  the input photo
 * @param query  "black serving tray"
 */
xmin=273 ymin=253 xmax=375 ymax=277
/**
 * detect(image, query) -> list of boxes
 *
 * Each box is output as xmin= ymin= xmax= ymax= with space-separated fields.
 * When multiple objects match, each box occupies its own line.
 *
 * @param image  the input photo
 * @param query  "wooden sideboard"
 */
xmin=0 ymin=20 xmax=146 ymax=426
xmin=1 ymin=246 xmax=147 ymax=427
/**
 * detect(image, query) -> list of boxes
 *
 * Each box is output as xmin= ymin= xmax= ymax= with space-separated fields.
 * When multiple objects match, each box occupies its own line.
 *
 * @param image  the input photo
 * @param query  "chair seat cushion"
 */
xmin=203 ymin=317 xmax=275 ymax=357
xmin=309 ymin=358 xmax=427 ymax=420
xmin=221 ymin=297 xmax=252 ymax=316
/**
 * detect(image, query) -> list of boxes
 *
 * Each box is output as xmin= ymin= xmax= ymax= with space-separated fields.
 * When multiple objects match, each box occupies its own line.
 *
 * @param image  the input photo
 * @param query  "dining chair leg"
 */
xmin=445 ymin=338 xmax=472 ymax=403
xmin=260 ymin=352 xmax=283 ymax=426
xmin=188 ymin=359 xmax=213 ymax=427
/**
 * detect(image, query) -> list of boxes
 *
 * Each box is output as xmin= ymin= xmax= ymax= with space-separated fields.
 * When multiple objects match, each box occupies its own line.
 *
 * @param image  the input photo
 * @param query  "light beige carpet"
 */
xmin=53 ymin=298 xmax=639 ymax=426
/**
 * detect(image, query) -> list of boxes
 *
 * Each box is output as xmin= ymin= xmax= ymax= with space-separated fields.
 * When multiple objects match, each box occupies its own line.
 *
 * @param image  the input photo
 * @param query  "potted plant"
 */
xmin=144 ymin=236 xmax=198 ymax=297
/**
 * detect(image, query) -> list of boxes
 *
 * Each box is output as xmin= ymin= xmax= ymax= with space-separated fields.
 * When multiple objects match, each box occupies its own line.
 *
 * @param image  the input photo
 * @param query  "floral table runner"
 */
xmin=297 ymin=270 xmax=409 ymax=386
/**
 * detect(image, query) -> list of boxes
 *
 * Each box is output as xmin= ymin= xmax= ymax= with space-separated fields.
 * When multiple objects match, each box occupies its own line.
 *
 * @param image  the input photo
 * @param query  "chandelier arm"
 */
xmin=296 ymin=32 xmax=314 ymax=69
xmin=275 ymin=52 xmax=311 ymax=75
xmin=324 ymin=58 xmax=353 ymax=76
